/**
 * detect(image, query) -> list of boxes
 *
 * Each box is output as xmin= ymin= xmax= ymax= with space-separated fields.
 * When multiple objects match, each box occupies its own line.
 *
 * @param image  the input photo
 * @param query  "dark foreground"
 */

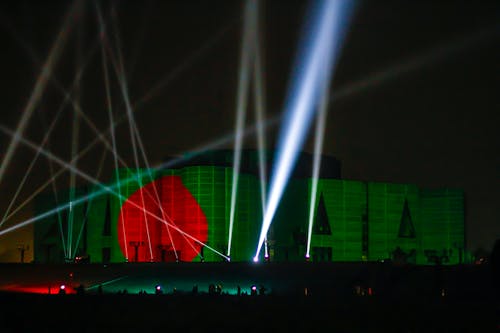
xmin=0 ymin=262 xmax=498 ymax=332
xmin=0 ymin=292 xmax=498 ymax=333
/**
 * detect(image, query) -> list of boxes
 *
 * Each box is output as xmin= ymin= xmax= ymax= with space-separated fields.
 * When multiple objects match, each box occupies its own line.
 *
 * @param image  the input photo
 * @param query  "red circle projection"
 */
xmin=117 ymin=176 xmax=208 ymax=262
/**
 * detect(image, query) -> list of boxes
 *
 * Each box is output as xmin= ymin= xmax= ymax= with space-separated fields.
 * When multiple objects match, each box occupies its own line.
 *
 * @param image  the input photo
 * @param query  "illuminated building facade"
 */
xmin=34 ymin=150 xmax=465 ymax=265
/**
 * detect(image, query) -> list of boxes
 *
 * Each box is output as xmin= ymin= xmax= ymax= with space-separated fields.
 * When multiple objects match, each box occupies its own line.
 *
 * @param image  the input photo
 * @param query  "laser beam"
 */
xmin=97 ymin=0 xmax=129 ymax=261
xmin=110 ymin=8 xmax=154 ymax=262
xmin=0 ymin=0 xmax=80 ymax=186
xmin=0 ymin=102 xmax=64 ymax=228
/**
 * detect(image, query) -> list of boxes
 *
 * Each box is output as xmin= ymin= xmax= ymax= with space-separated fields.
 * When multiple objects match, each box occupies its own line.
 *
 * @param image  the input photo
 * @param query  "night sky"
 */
xmin=0 ymin=0 xmax=498 ymax=253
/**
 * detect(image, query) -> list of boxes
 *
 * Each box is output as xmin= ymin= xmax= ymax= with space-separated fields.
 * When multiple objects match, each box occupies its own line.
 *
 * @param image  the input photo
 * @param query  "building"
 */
xmin=34 ymin=150 xmax=465 ymax=265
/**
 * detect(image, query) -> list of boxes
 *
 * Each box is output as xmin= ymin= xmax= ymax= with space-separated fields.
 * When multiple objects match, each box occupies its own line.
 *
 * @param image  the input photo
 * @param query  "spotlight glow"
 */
xmin=254 ymin=0 xmax=355 ymax=259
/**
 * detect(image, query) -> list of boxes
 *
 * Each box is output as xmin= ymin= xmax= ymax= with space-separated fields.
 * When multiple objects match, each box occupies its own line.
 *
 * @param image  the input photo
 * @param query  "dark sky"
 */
xmin=0 ymin=0 xmax=498 ymax=252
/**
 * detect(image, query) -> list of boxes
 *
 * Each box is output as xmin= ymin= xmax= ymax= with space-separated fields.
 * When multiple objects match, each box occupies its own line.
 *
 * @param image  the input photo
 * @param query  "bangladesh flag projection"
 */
xmin=117 ymin=176 xmax=208 ymax=262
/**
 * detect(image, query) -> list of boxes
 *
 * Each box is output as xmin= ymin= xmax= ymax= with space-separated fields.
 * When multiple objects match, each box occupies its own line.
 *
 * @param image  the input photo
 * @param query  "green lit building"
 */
xmin=34 ymin=150 xmax=465 ymax=265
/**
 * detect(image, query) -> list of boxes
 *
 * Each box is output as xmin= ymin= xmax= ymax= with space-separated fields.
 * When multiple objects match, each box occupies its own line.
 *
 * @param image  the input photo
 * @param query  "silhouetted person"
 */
xmin=97 ymin=284 xmax=103 ymax=295
xmin=259 ymin=285 xmax=266 ymax=296
xmin=192 ymin=284 xmax=198 ymax=294
xmin=237 ymin=285 xmax=241 ymax=296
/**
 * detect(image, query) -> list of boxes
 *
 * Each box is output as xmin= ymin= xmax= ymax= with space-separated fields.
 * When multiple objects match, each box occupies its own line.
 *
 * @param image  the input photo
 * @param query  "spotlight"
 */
xmin=251 ymin=285 xmax=257 ymax=296
xmin=305 ymin=254 xmax=310 ymax=261
xmin=58 ymin=284 xmax=66 ymax=295
xmin=155 ymin=285 xmax=163 ymax=295
xmin=253 ymin=256 xmax=259 ymax=263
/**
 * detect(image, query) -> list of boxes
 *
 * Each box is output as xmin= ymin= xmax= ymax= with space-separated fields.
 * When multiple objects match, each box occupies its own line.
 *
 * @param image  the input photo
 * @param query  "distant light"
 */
xmin=156 ymin=285 xmax=161 ymax=291
xmin=253 ymin=256 xmax=259 ymax=263
xmin=60 ymin=284 xmax=66 ymax=290
xmin=251 ymin=285 xmax=257 ymax=291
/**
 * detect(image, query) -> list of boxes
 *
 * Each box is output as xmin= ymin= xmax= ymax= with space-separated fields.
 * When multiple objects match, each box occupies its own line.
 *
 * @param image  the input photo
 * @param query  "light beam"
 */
xmin=251 ymin=0 xmax=268 ymax=258
xmin=254 ymin=0 xmax=355 ymax=261
xmin=306 ymin=82 xmax=330 ymax=258
xmin=228 ymin=0 xmax=256 ymax=258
